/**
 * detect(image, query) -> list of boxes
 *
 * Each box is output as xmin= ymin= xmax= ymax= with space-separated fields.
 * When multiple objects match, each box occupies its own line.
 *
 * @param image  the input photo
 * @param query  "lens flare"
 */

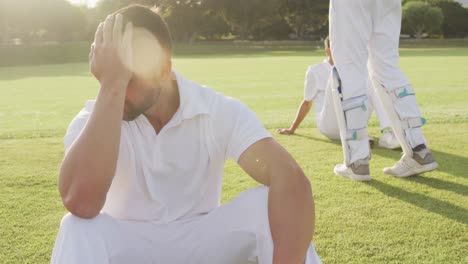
xmin=130 ymin=28 xmax=165 ymax=83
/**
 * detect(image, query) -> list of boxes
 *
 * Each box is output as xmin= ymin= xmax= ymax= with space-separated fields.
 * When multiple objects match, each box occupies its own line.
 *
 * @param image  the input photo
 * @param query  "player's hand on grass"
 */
xmin=275 ymin=128 xmax=295 ymax=135
xmin=90 ymin=14 xmax=133 ymax=88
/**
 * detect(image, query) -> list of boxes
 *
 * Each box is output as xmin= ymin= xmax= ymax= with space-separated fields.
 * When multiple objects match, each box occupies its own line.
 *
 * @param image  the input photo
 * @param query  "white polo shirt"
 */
xmin=64 ymin=72 xmax=271 ymax=223
xmin=303 ymin=60 xmax=332 ymax=119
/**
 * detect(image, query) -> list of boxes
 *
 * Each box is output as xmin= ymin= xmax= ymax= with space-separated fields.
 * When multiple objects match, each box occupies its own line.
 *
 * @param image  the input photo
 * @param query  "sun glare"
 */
xmin=68 ymin=0 xmax=98 ymax=8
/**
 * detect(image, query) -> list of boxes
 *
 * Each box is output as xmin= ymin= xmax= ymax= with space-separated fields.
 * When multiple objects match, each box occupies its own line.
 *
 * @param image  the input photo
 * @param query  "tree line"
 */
xmin=1 ymin=0 xmax=467 ymax=45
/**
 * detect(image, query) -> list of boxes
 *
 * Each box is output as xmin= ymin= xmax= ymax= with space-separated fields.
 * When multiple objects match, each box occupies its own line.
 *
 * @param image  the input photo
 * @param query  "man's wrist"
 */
xmin=100 ymin=78 xmax=129 ymax=94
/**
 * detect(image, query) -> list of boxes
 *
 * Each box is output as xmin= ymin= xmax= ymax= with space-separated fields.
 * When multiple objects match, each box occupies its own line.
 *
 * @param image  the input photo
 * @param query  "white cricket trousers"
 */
xmin=51 ymin=187 xmax=321 ymax=264
xmin=329 ymin=0 xmax=427 ymax=162
xmin=317 ymin=80 xmax=391 ymax=141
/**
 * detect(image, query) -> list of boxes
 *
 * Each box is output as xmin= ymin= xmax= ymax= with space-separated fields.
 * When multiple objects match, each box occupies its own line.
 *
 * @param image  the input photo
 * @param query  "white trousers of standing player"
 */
xmin=51 ymin=187 xmax=321 ymax=264
xmin=317 ymin=80 xmax=391 ymax=141
xmin=329 ymin=0 xmax=427 ymax=163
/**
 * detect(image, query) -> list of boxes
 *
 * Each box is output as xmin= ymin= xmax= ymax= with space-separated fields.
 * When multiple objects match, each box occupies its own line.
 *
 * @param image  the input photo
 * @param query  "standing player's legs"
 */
xmin=367 ymin=81 xmax=400 ymax=149
xmin=317 ymin=74 xmax=373 ymax=143
xmin=367 ymin=82 xmax=391 ymax=130
xmin=368 ymin=0 xmax=437 ymax=176
xmin=329 ymin=0 xmax=373 ymax=180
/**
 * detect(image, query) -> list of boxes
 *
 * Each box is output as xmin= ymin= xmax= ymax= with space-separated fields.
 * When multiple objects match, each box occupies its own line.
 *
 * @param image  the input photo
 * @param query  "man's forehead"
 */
xmin=131 ymin=27 xmax=164 ymax=80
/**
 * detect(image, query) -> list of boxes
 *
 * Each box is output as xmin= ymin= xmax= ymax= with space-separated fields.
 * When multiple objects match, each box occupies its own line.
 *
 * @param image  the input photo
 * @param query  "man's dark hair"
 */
xmin=115 ymin=5 xmax=173 ymax=53
xmin=324 ymin=36 xmax=330 ymax=49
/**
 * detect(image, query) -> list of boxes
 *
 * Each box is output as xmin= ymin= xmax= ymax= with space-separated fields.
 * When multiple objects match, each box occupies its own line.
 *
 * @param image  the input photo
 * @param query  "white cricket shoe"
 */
xmin=384 ymin=147 xmax=438 ymax=177
xmin=378 ymin=129 xmax=400 ymax=150
xmin=334 ymin=159 xmax=371 ymax=182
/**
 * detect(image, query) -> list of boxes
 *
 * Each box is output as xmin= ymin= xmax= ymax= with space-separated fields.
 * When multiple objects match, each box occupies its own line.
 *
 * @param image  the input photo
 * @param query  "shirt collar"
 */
xmin=173 ymin=70 xmax=211 ymax=120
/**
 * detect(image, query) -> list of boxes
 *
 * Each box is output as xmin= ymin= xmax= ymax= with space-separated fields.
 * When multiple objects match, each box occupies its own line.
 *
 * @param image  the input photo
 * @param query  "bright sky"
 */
xmin=68 ymin=0 xmax=98 ymax=8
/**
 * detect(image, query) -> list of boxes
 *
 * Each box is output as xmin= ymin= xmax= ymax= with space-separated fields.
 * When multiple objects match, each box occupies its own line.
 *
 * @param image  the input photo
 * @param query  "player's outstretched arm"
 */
xmin=58 ymin=14 xmax=133 ymax=219
xmin=239 ymin=138 xmax=314 ymax=264
xmin=276 ymin=100 xmax=312 ymax=135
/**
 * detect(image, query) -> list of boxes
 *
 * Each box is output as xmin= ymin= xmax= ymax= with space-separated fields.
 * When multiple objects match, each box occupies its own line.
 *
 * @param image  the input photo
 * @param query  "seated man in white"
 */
xmin=277 ymin=37 xmax=400 ymax=150
xmin=51 ymin=5 xmax=321 ymax=264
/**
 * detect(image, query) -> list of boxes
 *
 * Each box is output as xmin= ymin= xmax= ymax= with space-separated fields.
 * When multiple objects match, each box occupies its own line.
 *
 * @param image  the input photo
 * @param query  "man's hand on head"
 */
xmin=90 ymin=14 xmax=134 ymax=89
xmin=59 ymin=14 xmax=135 ymax=219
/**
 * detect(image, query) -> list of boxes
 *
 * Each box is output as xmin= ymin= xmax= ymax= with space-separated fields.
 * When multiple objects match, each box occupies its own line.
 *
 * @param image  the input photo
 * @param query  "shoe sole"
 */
xmin=378 ymin=143 xmax=401 ymax=150
xmin=384 ymin=162 xmax=439 ymax=177
xmin=334 ymin=167 xmax=371 ymax=182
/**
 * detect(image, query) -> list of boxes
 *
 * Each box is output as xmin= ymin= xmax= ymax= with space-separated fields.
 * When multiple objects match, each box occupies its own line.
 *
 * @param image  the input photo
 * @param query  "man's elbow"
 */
xmin=62 ymin=194 xmax=103 ymax=219
xmin=58 ymin=165 xmax=105 ymax=219
xmin=59 ymin=180 xmax=104 ymax=219
xmin=276 ymin=164 xmax=312 ymax=195
xmin=289 ymin=167 xmax=315 ymax=222
xmin=292 ymin=166 xmax=312 ymax=195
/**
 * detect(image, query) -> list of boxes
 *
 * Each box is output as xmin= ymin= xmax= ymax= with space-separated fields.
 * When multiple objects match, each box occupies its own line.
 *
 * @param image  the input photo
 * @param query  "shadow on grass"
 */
xmin=293 ymin=133 xmax=341 ymax=146
xmin=295 ymin=132 xmax=468 ymax=220
xmin=405 ymin=176 xmax=468 ymax=197
xmin=366 ymin=179 xmax=468 ymax=225
xmin=431 ymin=150 xmax=468 ymax=179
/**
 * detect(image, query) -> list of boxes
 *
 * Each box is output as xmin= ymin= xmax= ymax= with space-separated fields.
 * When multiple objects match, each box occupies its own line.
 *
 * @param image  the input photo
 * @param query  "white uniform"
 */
xmin=51 ymin=72 xmax=321 ymax=264
xmin=329 ymin=0 xmax=427 ymax=164
xmin=304 ymin=60 xmax=391 ymax=140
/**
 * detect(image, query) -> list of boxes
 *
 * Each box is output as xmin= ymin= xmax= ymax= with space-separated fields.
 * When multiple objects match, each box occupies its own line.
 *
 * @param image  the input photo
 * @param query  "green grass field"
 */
xmin=0 ymin=41 xmax=467 ymax=263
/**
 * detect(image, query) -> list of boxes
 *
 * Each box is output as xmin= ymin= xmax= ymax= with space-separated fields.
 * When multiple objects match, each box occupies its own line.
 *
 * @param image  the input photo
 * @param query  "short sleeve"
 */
xmin=63 ymin=101 xmax=95 ymax=153
xmin=211 ymin=96 xmax=271 ymax=162
xmin=304 ymin=67 xmax=317 ymax=102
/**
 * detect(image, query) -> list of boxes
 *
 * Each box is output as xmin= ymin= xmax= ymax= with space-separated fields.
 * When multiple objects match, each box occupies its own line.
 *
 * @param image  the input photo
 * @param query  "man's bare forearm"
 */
xmin=290 ymin=100 xmax=312 ymax=132
xmin=59 ymin=81 xmax=126 ymax=218
xmin=269 ymin=168 xmax=315 ymax=264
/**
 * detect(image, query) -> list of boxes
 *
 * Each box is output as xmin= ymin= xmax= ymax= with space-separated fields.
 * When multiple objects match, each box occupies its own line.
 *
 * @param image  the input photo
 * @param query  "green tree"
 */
xmin=206 ymin=0 xmax=282 ymax=40
xmin=0 ymin=1 xmax=11 ymax=44
xmin=0 ymin=0 xmax=41 ymax=42
xmin=428 ymin=0 xmax=468 ymax=37
xmin=251 ymin=15 xmax=291 ymax=40
xmin=199 ymin=11 xmax=231 ymax=40
xmin=157 ymin=0 xmax=229 ymax=43
xmin=402 ymin=0 xmax=468 ymax=38
xmin=402 ymin=1 xmax=444 ymax=38
xmin=281 ymin=0 xmax=328 ymax=40
xmin=42 ymin=0 xmax=87 ymax=41
xmin=97 ymin=0 xmax=158 ymax=18
xmin=0 ymin=0 xmax=88 ymax=43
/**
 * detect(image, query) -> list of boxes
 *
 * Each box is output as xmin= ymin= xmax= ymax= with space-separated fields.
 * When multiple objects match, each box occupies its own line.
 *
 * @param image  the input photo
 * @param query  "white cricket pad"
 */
xmin=330 ymin=68 xmax=369 ymax=165
xmin=370 ymin=77 xmax=427 ymax=156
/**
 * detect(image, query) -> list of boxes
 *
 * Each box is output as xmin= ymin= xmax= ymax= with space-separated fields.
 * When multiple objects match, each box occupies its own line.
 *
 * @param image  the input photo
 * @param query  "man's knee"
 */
xmin=317 ymin=119 xmax=340 ymax=141
xmin=229 ymin=186 xmax=270 ymax=231
xmin=238 ymin=186 xmax=269 ymax=213
xmin=193 ymin=231 xmax=258 ymax=264
xmin=319 ymin=126 xmax=340 ymax=141
xmin=52 ymin=213 xmax=113 ymax=263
